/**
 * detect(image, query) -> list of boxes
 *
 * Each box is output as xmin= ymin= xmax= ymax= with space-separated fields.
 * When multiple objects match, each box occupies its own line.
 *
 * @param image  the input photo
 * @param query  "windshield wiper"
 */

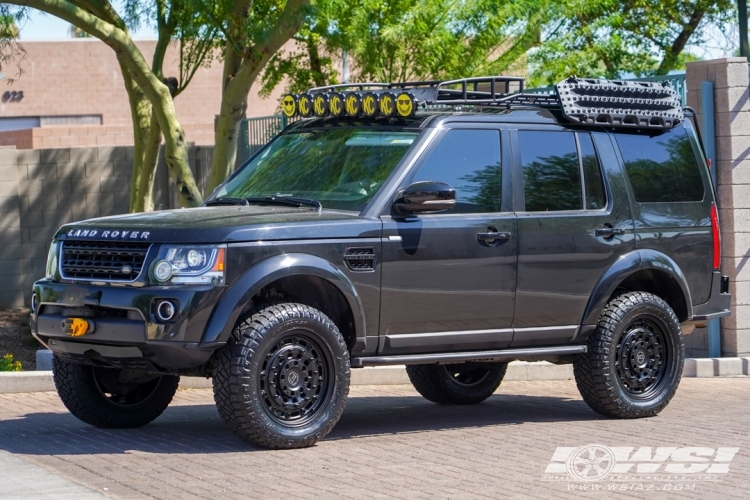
xmin=205 ymin=195 xmax=322 ymax=211
xmin=204 ymin=197 xmax=250 ymax=206
xmin=245 ymin=196 xmax=322 ymax=211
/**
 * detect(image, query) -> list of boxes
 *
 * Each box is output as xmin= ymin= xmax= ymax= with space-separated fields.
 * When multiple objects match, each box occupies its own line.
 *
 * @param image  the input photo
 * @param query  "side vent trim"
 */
xmin=344 ymin=246 xmax=375 ymax=272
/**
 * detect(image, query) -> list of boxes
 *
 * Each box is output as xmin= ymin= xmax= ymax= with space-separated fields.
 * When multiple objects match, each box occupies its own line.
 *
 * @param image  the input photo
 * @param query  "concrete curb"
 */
xmin=2 ymin=358 xmax=749 ymax=394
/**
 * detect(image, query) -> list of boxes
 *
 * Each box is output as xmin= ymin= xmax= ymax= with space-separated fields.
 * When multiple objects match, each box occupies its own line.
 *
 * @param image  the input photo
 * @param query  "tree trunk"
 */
xmin=207 ymin=95 xmax=246 ymax=193
xmin=119 ymin=63 xmax=152 ymax=212
xmin=134 ymin=112 xmax=162 ymax=212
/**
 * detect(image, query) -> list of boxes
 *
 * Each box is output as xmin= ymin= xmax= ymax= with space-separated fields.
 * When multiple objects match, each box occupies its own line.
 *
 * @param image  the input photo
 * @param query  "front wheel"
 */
xmin=212 ymin=303 xmax=350 ymax=449
xmin=52 ymin=356 xmax=180 ymax=428
xmin=573 ymin=291 xmax=684 ymax=418
xmin=406 ymin=362 xmax=508 ymax=405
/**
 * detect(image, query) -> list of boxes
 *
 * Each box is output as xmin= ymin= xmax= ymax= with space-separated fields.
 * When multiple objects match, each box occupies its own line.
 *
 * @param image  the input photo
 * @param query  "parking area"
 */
xmin=0 ymin=378 xmax=749 ymax=499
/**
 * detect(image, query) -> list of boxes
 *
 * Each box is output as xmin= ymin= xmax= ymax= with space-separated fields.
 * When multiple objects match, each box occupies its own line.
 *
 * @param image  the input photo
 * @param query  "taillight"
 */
xmin=711 ymin=202 xmax=721 ymax=270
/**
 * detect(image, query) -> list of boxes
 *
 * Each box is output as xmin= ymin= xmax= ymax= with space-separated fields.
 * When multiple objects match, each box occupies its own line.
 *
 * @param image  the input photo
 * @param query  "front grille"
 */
xmin=60 ymin=240 xmax=151 ymax=281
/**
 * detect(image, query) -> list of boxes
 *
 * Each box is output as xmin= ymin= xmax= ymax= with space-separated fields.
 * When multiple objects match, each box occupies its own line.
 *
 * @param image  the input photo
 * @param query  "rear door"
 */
xmin=510 ymin=126 xmax=635 ymax=346
xmin=378 ymin=126 xmax=518 ymax=355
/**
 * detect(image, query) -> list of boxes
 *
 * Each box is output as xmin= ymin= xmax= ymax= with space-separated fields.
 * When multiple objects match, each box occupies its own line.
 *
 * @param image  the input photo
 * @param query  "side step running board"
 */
xmin=351 ymin=345 xmax=587 ymax=367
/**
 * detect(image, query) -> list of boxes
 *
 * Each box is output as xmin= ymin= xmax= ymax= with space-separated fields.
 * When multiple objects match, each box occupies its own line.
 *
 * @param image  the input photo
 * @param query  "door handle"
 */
xmin=595 ymin=227 xmax=625 ymax=238
xmin=477 ymin=231 xmax=511 ymax=242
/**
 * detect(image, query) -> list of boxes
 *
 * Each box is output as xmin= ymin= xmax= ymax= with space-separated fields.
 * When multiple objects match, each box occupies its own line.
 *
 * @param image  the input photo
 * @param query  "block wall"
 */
xmin=0 ymin=144 xmax=213 ymax=309
xmin=687 ymin=57 xmax=750 ymax=356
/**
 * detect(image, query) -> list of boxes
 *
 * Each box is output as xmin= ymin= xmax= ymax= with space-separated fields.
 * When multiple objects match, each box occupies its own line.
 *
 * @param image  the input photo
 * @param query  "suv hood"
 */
xmin=57 ymin=206 xmax=381 ymax=243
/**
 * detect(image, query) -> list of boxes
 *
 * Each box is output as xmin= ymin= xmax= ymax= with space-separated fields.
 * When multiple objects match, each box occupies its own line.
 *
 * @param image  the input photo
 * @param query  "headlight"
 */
xmin=150 ymin=245 xmax=226 ymax=285
xmin=46 ymin=241 xmax=59 ymax=279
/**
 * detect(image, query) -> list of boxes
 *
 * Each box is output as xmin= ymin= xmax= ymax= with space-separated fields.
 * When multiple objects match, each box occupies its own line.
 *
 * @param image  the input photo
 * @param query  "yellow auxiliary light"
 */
xmin=379 ymin=92 xmax=397 ymax=117
xmin=345 ymin=93 xmax=362 ymax=117
xmin=282 ymin=94 xmax=297 ymax=118
xmin=298 ymin=93 xmax=313 ymax=117
xmin=313 ymin=93 xmax=329 ymax=117
xmin=396 ymin=92 xmax=416 ymax=117
xmin=329 ymin=92 xmax=345 ymax=117
xmin=362 ymin=92 xmax=379 ymax=117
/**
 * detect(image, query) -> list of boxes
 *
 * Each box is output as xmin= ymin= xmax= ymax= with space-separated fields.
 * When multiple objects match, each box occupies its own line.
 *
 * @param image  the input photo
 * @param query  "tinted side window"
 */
xmin=518 ymin=131 xmax=581 ymax=212
xmin=413 ymin=129 xmax=501 ymax=213
xmin=615 ymin=125 xmax=704 ymax=203
xmin=578 ymin=133 xmax=606 ymax=210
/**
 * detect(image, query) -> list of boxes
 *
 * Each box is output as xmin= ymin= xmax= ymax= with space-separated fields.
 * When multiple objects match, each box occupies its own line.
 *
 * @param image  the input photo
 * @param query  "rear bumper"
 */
xmin=691 ymin=272 xmax=731 ymax=321
xmin=31 ymin=279 xmax=225 ymax=373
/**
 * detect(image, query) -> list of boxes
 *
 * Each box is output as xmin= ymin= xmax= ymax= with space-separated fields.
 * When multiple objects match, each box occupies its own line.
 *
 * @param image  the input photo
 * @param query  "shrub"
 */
xmin=0 ymin=353 xmax=22 ymax=372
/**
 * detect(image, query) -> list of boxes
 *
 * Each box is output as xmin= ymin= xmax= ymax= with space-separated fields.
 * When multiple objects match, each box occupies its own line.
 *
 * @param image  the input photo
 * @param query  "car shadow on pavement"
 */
xmin=0 ymin=393 xmax=601 ymax=455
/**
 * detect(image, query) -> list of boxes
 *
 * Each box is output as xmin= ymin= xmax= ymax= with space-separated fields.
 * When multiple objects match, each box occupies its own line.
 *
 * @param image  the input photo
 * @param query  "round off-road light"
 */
xmin=345 ymin=93 xmax=362 ymax=117
xmin=297 ymin=93 xmax=313 ymax=117
xmin=396 ymin=92 xmax=416 ymax=117
xmin=156 ymin=300 xmax=176 ymax=322
xmin=154 ymin=260 xmax=173 ymax=282
xmin=313 ymin=93 xmax=329 ymax=117
xmin=362 ymin=92 xmax=379 ymax=117
xmin=379 ymin=92 xmax=397 ymax=117
xmin=281 ymin=94 xmax=297 ymax=118
xmin=328 ymin=92 xmax=345 ymax=117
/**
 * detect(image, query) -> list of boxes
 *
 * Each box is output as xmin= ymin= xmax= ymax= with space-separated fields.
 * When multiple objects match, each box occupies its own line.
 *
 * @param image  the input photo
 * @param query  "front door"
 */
xmin=510 ymin=127 xmax=635 ymax=346
xmin=379 ymin=127 xmax=517 ymax=355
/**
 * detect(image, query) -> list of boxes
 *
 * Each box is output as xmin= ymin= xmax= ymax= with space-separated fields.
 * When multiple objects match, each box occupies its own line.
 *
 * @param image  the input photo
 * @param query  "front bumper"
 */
xmin=691 ymin=272 xmax=731 ymax=321
xmin=32 ymin=280 xmax=226 ymax=372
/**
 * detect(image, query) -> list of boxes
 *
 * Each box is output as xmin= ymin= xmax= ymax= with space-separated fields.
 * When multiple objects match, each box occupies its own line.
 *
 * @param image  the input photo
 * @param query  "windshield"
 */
xmin=213 ymin=128 xmax=419 ymax=211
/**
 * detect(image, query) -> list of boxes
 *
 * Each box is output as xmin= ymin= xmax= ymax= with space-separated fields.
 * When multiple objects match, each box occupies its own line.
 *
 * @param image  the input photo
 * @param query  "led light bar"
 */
xmin=280 ymin=75 xmax=683 ymax=129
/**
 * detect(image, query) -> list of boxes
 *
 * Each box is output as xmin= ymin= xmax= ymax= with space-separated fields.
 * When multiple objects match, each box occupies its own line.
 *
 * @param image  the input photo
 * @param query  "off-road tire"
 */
xmin=406 ymin=362 xmax=508 ymax=405
xmin=52 ymin=356 xmax=180 ymax=428
xmin=573 ymin=291 xmax=684 ymax=418
xmin=212 ymin=303 xmax=350 ymax=449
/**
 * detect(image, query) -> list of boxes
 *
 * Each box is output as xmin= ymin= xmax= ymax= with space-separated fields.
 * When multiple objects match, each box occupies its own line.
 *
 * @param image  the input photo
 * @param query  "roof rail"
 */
xmin=283 ymin=75 xmax=684 ymax=129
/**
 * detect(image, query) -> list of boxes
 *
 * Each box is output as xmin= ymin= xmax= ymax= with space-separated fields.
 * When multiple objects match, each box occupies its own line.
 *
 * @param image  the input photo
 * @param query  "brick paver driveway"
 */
xmin=1 ymin=379 xmax=749 ymax=499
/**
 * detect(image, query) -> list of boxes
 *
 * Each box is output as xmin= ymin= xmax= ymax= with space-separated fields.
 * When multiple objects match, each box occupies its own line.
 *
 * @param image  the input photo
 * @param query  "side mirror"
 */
xmin=393 ymin=181 xmax=456 ymax=215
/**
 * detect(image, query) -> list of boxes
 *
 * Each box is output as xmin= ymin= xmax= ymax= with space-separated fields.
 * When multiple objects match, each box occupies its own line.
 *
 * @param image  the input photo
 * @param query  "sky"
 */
xmin=16 ymin=8 xmax=739 ymax=60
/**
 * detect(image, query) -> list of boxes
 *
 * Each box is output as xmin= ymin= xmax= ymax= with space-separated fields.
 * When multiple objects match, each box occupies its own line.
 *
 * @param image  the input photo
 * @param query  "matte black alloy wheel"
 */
xmin=406 ymin=361 xmax=508 ymax=405
xmin=52 ymin=356 xmax=180 ymax=428
xmin=573 ymin=291 xmax=684 ymax=419
xmin=443 ymin=363 xmax=493 ymax=386
xmin=615 ymin=318 xmax=669 ymax=398
xmin=213 ymin=303 xmax=350 ymax=449
xmin=259 ymin=333 xmax=333 ymax=427
xmin=92 ymin=368 xmax=162 ymax=407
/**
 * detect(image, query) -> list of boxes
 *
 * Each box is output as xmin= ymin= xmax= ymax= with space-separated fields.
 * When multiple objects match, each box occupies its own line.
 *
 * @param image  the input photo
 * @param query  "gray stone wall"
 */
xmin=0 ymin=144 xmax=213 ymax=309
xmin=687 ymin=57 xmax=750 ymax=356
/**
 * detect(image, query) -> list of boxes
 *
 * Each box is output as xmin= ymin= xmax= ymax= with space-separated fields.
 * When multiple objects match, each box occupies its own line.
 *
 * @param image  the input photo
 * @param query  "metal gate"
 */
xmin=237 ymin=114 xmax=296 ymax=163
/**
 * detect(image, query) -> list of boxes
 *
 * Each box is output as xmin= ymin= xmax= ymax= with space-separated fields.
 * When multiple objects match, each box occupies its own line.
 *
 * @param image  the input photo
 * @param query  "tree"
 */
xmin=204 ymin=0 xmax=312 ymax=194
xmin=529 ymin=0 xmax=735 ymax=85
xmin=0 ymin=0 xmax=204 ymax=209
xmin=261 ymin=0 xmax=548 ymax=94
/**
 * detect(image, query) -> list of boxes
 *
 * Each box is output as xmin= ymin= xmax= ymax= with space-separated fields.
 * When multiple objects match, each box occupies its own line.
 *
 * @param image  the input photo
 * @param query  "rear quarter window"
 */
xmin=615 ymin=125 xmax=705 ymax=203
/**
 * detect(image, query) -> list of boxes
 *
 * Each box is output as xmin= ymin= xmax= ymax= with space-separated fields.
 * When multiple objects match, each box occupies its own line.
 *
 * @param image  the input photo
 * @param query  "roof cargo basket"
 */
xmin=283 ymin=75 xmax=683 ymax=129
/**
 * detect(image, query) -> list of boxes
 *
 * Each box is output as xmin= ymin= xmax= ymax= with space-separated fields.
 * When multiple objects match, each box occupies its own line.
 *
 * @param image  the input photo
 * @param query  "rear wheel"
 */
xmin=573 ymin=291 xmax=684 ymax=418
xmin=406 ymin=362 xmax=508 ymax=405
xmin=52 ymin=356 xmax=179 ymax=428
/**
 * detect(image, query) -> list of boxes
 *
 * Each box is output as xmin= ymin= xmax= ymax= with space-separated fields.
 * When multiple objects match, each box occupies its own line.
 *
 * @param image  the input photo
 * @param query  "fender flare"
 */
xmin=199 ymin=253 xmax=367 ymax=348
xmin=581 ymin=249 xmax=693 ymax=326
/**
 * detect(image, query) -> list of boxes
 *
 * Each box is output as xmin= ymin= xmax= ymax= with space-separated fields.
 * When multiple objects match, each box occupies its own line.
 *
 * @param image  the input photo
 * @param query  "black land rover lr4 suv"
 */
xmin=31 ymin=76 xmax=730 ymax=449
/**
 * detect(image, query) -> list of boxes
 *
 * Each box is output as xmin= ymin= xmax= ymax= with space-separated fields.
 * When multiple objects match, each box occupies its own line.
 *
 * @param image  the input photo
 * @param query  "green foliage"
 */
xmin=262 ymin=0 xmax=548 ymax=93
xmin=528 ymin=0 xmax=734 ymax=85
xmin=0 ymin=353 xmax=22 ymax=372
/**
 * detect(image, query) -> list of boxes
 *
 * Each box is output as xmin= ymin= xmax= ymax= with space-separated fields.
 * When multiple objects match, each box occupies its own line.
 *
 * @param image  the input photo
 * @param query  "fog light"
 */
xmin=30 ymin=292 xmax=37 ymax=313
xmin=156 ymin=300 xmax=176 ymax=322
xmin=154 ymin=260 xmax=173 ymax=282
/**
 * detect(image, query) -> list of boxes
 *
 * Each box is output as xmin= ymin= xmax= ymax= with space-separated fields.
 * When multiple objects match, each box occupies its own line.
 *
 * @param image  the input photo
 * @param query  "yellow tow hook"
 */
xmin=63 ymin=318 xmax=95 ymax=337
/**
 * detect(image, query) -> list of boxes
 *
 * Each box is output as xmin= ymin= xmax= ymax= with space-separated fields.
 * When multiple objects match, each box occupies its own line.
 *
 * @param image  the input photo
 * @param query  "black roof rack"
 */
xmin=300 ymin=75 xmax=683 ymax=130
